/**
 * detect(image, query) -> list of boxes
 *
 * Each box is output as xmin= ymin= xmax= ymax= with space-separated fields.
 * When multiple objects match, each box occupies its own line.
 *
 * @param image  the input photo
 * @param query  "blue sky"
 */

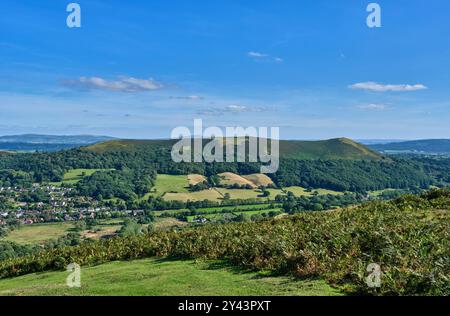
xmin=1 ymin=0 xmax=449 ymax=139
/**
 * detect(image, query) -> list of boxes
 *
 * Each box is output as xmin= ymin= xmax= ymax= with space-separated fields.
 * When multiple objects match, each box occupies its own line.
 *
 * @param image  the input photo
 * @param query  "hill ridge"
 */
xmin=85 ymin=137 xmax=385 ymax=161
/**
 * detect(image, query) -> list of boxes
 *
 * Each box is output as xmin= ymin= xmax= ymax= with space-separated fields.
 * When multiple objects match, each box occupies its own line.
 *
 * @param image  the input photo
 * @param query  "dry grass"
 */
xmin=218 ymin=172 xmax=257 ymax=188
xmin=81 ymin=226 xmax=121 ymax=240
xmin=242 ymin=174 xmax=274 ymax=187
xmin=187 ymin=174 xmax=207 ymax=186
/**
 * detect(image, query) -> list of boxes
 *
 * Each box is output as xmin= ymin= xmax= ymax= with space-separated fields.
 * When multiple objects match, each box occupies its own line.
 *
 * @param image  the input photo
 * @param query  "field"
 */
xmin=164 ymin=189 xmax=223 ymax=202
xmin=283 ymin=186 xmax=344 ymax=197
xmin=3 ymin=222 xmax=74 ymax=245
xmin=0 ymin=258 xmax=340 ymax=296
xmin=242 ymin=174 xmax=274 ymax=187
xmin=368 ymin=188 xmax=399 ymax=197
xmin=154 ymin=203 xmax=277 ymax=217
xmin=3 ymin=220 xmax=123 ymax=245
xmin=186 ymin=208 xmax=283 ymax=222
xmin=187 ymin=174 xmax=206 ymax=186
xmin=153 ymin=217 xmax=188 ymax=230
xmin=51 ymin=169 xmax=113 ymax=186
xmin=142 ymin=174 xmax=190 ymax=200
xmin=142 ymin=174 xmax=345 ymax=203
xmin=218 ymin=172 xmax=257 ymax=188
xmin=215 ymin=188 xmax=263 ymax=200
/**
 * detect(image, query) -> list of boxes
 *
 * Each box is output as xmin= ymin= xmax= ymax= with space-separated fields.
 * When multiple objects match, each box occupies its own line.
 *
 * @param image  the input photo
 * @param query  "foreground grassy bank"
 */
xmin=0 ymin=258 xmax=340 ymax=296
xmin=0 ymin=189 xmax=448 ymax=296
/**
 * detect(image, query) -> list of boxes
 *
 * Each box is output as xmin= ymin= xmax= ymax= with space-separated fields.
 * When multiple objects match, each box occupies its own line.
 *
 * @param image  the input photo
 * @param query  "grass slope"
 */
xmin=218 ymin=172 xmax=257 ymax=188
xmin=242 ymin=174 xmax=274 ymax=187
xmin=0 ymin=258 xmax=340 ymax=296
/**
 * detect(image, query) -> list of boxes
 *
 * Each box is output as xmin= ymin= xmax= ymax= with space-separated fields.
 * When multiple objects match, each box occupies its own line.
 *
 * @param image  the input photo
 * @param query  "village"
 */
xmin=0 ymin=184 xmax=142 ymax=227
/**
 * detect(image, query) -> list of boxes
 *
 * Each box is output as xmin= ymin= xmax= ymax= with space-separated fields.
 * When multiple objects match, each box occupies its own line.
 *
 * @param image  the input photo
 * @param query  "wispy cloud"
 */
xmin=247 ymin=51 xmax=283 ymax=63
xmin=248 ymin=51 xmax=268 ymax=58
xmin=357 ymin=103 xmax=387 ymax=110
xmin=349 ymin=82 xmax=427 ymax=92
xmin=197 ymin=104 xmax=268 ymax=116
xmin=169 ymin=95 xmax=204 ymax=100
xmin=63 ymin=76 xmax=164 ymax=92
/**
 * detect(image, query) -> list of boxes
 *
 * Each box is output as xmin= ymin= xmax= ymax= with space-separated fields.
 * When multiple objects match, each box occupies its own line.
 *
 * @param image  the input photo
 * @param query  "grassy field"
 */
xmin=283 ymin=186 xmax=343 ymax=197
xmin=215 ymin=188 xmax=263 ymax=200
xmin=153 ymin=217 xmax=188 ymax=230
xmin=154 ymin=203 xmax=276 ymax=217
xmin=242 ymin=174 xmax=274 ymax=187
xmin=368 ymin=189 xmax=399 ymax=197
xmin=186 ymin=209 xmax=283 ymax=222
xmin=3 ymin=222 xmax=74 ymax=245
xmin=141 ymin=174 xmax=190 ymax=200
xmin=3 ymin=220 xmax=123 ymax=245
xmin=141 ymin=174 xmax=344 ymax=203
xmin=51 ymin=169 xmax=113 ymax=186
xmin=218 ymin=172 xmax=257 ymax=188
xmin=164 ymin=189 xmax=223 ymax=202
xmin=0 ymin=258 xmax=341 ymax=296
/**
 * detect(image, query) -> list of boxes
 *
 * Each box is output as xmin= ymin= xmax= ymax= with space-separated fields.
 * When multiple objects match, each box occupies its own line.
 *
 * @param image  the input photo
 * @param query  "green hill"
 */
xmin=85 ymin=139 xmax=176 ymax=153
xmin=85 ymin=137 xmax=384 ymax=161
xmin=0 ymin=258 xmax=339 ymax=296
xmin=279 ymin=138 xmax=383 ymax=160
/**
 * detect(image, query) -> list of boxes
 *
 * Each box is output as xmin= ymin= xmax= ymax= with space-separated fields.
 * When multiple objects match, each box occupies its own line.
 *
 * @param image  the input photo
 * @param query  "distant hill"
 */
xmin=0 ymin=134 xmax=115 ymax=152
xmin=369 ymin=139 xmax=450 ymax=154
xmin=357 ymin=139 xmax=409 ymax=145
xmin=0 ymin=134 xmax=114 ymax=144
xmin=279 ymin=138 xmax=383 ymax=160
xmin=85 ymin=139 xmax=173 ymax=153
xmin=85 ymin=137 xmax=385 ymax=161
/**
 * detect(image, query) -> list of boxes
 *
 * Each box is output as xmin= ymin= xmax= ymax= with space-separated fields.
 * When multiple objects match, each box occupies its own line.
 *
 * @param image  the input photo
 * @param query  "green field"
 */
xmin=141 ymin=174 xmax=190 ymax=200
xmin=154 ymin=203 xmax=276 ymax=217
xmin=215 ymin=188 xmax=264 ymax=200
xmin=186 ymin=209 xmax=283 ymax=222
xmin=163 ymin=189 xmax=223 ymax=202
xmin=51 ymin=168 xmax=113 ymax=186
xmin=368 ymin=188 xmax=399 ymax=197
xmin=3 ymin=222 xmax=74 ymax=245
xmin=0 ymin=258 xmax=340 ymax=296
xmin=3 ymin=220 xmax=124 ymax=245
xmin=283 ymin=186 xmax=343 ymax=197
xmin=141 ymin=174 xmax=344 ymax=203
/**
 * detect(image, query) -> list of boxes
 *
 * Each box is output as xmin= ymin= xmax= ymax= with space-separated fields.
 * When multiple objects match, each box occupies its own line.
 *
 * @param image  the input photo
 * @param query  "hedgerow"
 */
xmin=0 ymin=189 xmax=448 ymax=296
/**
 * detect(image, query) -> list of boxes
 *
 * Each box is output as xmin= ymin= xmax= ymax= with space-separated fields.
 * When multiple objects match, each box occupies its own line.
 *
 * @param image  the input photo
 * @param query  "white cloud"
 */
xmin=248 ymin=51 xmax=268 ymax=58
xmin=247 ymin=51 xmax=283 ymax=63
xmin=226 ymin=104 xmax=248 ymax=112
xmin=63 ymin=76 xmax=164 ymax=92
xmin=170 ymin=95 xmax=204 ymax=100
xmin=357 ymin=103 xmax=387 ymax=110
xmin=197 ymin=104 xmax=267 ymax=116
xmin=349 ymin=81 xmax=428 ymax=92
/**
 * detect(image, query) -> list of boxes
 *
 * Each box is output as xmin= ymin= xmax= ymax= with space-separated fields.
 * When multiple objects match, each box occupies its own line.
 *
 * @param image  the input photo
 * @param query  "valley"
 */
xmin=0 ymin=136 xmax=448 ymax=296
